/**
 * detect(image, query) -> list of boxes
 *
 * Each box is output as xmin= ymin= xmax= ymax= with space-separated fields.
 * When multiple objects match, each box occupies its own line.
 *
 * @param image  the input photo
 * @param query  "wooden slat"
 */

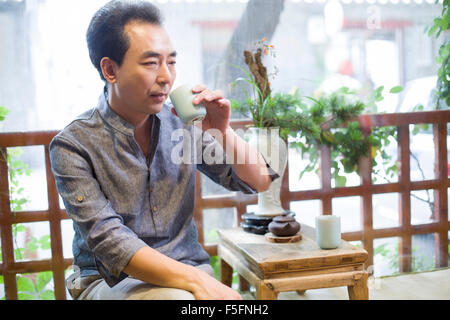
xmin=433 ymin=122 xmax=448 ymax=268
xmin=0 ymin=147 xmax=18 ymax=300
xmin=372 ymin=227 xmax=402 ymax=239
xmin=357 ymin=110 xmax=450 ymax=128
xmin=204 ymin=244 xmax=218 ymax=257
xmin=0 ymin=258 xmax=73 ymax=275
xmin=194 ymin=171 xmax=205 ymax=249
xmin=359 ymin=127 xmax=374 ymax=268
xmin=9 ymin=209 xmax=69 ymax=224
xmin=410 ymin=179 xmax=443 ymax=191
xmin=397 ymin=125 xmax=412 ymax=273
xmin=280 ymin=138 xmax=290 ymax=211
xmin=341 ymin=231 xmax=364 ymax=242
xmin=44 ymin=146 xmax=66 ymax=300
xmin=201 ymin=195 xmax=257 ymax=208
xmin=319 ymin=145 xmax=332 ymax=215
xmin=0 ymin=131 xmax=59 ymax=147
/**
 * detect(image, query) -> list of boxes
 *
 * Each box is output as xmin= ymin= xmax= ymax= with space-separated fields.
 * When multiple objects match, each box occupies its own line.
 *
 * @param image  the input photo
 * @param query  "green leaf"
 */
xmin=412 ymin=104 xmax=424 ymax=111
xmin=36 ymin=271 xmax=53 ymax=292
xmin=389 ymin=86 xmax=403 ymax=94
xmin=376 ymin=85 xmax=384 ymax=94
xmin=441 ymin=16 xmax=448 ymax=33
xmin=38 ymin=235 xmax=51 ymax=250
xmin=39 ymin=290 xmax=55 ymax=300
xmin=26 ymin=237 xmax=39 ymax=253
xmin=428 ymin=24 xmax=439 ymax=37
xmin=18 ymin=292 xmax=36 ymax=300
xmin=321 ymin=131 xmax=335 ymax=143
xmin=14 ymin=248 xmax=25 ymax=259
xmin=0 ymin=106 xmax=10 ymax=121
xmin=15 ymin=225 xmax=27 ymax=233
xmin=17 ymin=276 xmax=35 ymax=293
xmin=334 ymin=175 xmax=347 ymax=187
xmin=15 ymin=198 xmax=27 ymax=206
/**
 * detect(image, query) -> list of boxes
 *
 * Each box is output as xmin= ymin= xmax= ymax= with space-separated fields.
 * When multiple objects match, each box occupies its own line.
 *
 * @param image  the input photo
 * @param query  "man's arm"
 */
xmin=210 ymin=126 xmax=273 ymax=192
xmin=171 ymin=85 xmax=275 ymax=192
xmin=123 ymin=246 xmax=242 ymax=300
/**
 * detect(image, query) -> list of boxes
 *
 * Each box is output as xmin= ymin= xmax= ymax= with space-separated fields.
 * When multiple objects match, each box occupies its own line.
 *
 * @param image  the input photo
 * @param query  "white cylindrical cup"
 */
xmin=315 ymin=215 xmax=341 ymax=249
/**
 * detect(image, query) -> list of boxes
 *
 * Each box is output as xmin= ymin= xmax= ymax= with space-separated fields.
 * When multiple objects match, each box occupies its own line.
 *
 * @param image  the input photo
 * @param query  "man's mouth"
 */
xmin=150 ymin=92 xmax=168 ymax=97
xmin=150 ymin=92 xmax=168 ymax=102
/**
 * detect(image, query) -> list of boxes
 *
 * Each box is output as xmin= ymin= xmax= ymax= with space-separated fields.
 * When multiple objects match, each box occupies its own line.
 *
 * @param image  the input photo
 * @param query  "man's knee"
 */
xmin=132 ymin=287 xmax=196 ymax=300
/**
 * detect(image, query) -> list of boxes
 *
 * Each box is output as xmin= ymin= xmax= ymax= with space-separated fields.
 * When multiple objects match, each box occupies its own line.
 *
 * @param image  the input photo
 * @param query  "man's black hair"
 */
xmin=86 ymin=0 xmax=163 ymax=81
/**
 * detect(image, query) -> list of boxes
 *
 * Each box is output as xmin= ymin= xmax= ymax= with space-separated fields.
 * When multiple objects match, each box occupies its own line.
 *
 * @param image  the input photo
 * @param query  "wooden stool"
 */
xmin=218 ymin=226 xmax=369 ymax=300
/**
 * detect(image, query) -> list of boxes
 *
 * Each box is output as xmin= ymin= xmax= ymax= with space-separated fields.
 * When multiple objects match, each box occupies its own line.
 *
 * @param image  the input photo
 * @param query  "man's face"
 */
xmin=112 ymin=21 xmax=176 ymax=116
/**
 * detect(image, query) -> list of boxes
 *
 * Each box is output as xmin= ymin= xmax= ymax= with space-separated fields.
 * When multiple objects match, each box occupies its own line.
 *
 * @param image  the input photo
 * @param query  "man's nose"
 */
xmin=157 ymin=63 xmax=172 ymax=84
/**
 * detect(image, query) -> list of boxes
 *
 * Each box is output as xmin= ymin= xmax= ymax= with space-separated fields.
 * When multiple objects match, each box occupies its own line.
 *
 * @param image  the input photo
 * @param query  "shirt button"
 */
xmin=77 ymin=196 xmax=84 ymax=203
xmin=153 ymin=206 xmax=157 ymax=212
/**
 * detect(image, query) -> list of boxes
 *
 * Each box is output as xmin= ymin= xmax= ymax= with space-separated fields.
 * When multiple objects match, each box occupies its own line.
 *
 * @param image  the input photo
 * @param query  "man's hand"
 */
xmin=190 ymin=267 xmax=243 ymax=300
xmin=171 ymin=84 xmax=230 ymax=134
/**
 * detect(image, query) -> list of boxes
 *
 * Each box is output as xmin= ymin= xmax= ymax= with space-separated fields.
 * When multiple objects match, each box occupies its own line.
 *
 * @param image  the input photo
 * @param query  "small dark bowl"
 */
xmin=240 ymin=222 xmax=268 ymax=235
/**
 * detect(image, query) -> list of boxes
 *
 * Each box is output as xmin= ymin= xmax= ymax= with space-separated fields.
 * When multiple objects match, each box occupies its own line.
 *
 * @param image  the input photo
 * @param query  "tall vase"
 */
xmin=247 ymin=127 xmax=288 ymax=216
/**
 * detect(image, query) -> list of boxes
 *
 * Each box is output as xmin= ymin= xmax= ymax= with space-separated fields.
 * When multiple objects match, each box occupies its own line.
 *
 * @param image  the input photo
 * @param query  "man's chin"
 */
xmin=143 ymin=101 xmax=166 ymax=115
xmin=154 ymin=101 xmax=166 ymax=113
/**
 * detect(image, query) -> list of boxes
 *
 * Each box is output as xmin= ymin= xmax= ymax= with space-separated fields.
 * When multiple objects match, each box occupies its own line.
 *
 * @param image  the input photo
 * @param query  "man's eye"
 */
xmin=143 ymin=61 xmax=158 ymax=66
xmin=169 ymin=61 xmax=177 ymax=65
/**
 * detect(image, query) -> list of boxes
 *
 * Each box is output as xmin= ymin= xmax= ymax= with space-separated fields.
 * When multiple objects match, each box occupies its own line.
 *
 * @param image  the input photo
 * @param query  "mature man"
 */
xmin=50 ymin=0 xmax=277 ymax=300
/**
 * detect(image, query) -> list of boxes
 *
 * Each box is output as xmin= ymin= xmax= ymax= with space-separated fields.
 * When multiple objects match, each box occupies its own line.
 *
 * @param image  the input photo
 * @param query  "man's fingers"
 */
xmin=193 ymin=89 xmax=225 ymax=104
xmin=192 ymin=84 xmax=207 ymax=93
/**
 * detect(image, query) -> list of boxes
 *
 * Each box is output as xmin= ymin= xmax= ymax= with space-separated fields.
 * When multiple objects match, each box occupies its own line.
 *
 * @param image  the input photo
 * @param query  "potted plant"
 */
xmin=229 ymin=38 xmax=399 ymax=217
xmin=230 ymin=38 xmax=306 ymax=216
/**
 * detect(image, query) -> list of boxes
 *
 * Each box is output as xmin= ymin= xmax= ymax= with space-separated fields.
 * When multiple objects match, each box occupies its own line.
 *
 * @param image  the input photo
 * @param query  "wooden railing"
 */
xmin=0 ymin=110 xmax=449 ymax=300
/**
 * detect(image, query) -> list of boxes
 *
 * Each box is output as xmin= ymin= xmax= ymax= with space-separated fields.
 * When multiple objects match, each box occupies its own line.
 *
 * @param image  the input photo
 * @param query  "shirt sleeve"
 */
xmin=49 ymin=135 xmax=147 ymax=286
xmin=196 ymin=129 xmax=280 ymax=194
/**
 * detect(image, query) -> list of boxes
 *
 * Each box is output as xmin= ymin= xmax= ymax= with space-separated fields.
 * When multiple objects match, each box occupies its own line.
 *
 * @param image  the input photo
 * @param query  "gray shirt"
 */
xmin=50 ymin=89 xmax=278 ymax=287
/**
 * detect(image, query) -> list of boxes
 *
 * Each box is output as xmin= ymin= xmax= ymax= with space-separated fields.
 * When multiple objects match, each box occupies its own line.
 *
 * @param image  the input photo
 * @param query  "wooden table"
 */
xmin=217 ymin=225 xmax=369 ymax=300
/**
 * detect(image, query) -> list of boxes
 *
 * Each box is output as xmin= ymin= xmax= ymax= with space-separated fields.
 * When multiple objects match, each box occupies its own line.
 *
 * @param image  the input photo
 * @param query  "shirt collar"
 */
xmin=96 ymin=86 xmax=161 ymax=136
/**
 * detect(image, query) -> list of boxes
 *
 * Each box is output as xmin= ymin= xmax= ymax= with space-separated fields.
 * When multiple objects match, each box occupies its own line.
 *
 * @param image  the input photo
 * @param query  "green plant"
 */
xmin=401 ymin=0 xmax=450 ymax=218
xmin=0 ymin=108 xmax=55 ymax=300
xmin=15 ymin=272 xmax=55 ymax=300
xmin=425 ymin=0 xmax=449 ymax=109
xmin=288 ymin=87 xmax=400 ymax=186
xmin=230 ymin=37 xmax=280 ymax=128
xmin=6 ymin=148 xmax=32 ymax=213
xmin=230 ymin=39 xmax=402 ymax=186
xmin=374 ymin=241 xmax=437 ymax=276
xmin=0 ymin=106 xmax=9 ymax=121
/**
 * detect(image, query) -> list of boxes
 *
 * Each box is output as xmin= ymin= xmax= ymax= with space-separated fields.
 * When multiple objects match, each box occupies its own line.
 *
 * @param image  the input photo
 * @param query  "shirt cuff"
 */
xmin=94 ymin=237 xmax=147 ymax=287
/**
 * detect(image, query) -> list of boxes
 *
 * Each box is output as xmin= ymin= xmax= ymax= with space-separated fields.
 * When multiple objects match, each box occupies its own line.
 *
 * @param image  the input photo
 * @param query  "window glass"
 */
xmin=0 ymin=0 xmax=446 ymax=285
xmin=0 ymin=0 xmax=444 ymax=132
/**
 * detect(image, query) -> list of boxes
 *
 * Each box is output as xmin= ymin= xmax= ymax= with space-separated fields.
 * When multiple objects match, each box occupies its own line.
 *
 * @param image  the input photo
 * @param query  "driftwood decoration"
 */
xmin=243 ymin=48 xmax=271 ymax=102
xmin=214 ymin=0 xmax=286 ymax=95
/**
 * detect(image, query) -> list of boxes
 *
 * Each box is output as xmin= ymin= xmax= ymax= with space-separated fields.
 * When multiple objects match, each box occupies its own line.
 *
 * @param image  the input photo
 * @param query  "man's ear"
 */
xmin=100 ymin=57 xmax=118 ymax=84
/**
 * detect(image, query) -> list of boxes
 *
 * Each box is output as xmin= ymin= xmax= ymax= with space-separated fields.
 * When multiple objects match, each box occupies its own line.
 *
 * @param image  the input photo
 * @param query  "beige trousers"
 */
xmin=72 ymin=264 xmax=215 ymax=300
